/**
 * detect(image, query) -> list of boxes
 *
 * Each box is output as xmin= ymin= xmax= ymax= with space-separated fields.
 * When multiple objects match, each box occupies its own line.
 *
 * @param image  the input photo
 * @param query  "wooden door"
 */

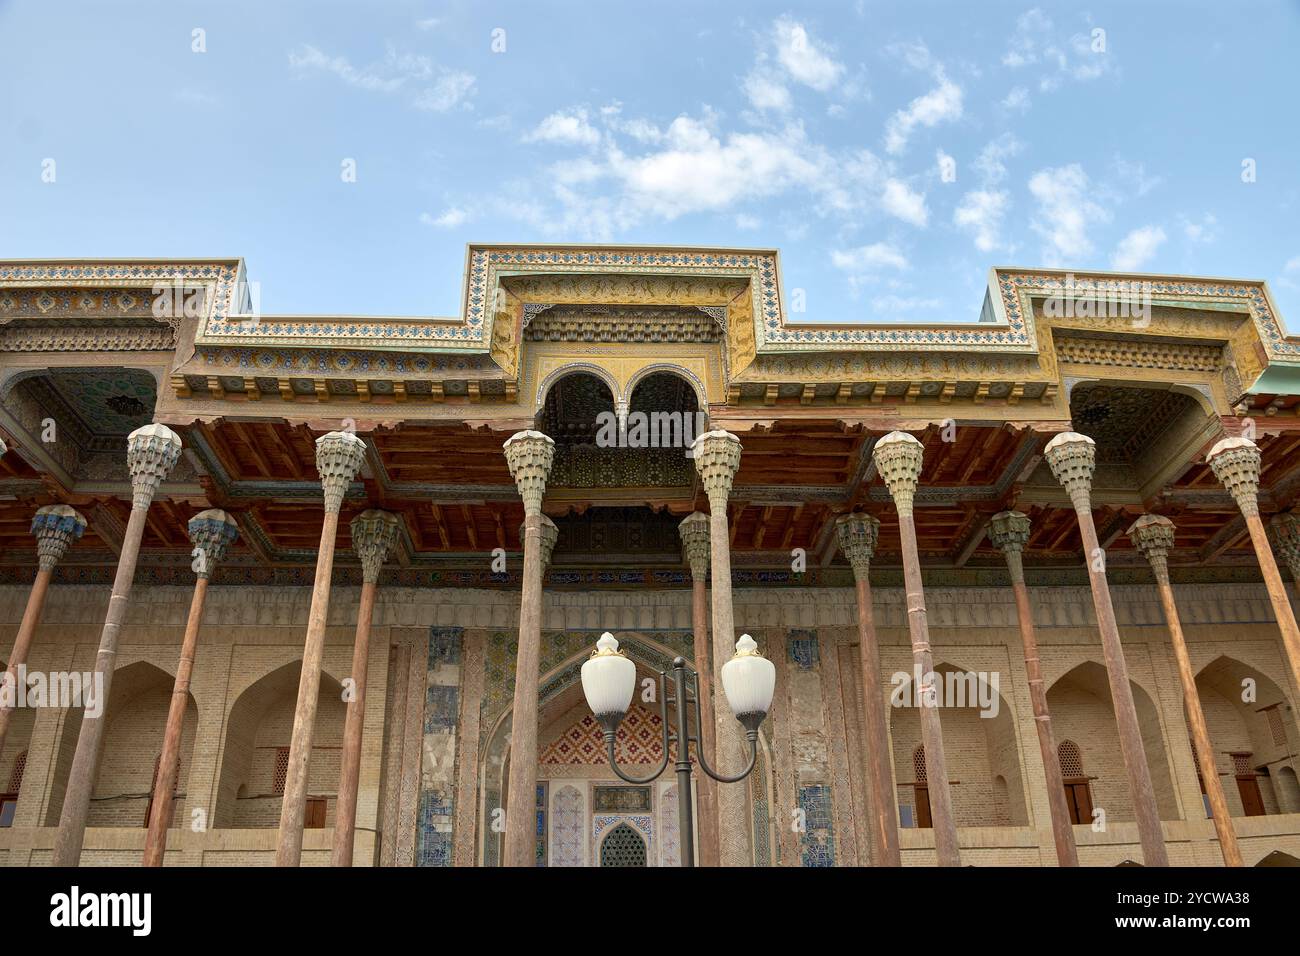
xmin=912 ymin=746 xmax=931 ymax=828
xmin=1236 ymin=775 xmax=1265 ymax=816
xmin=914 ymin=784 xmax=932 ymax=828
xmin=305 ymin=797 xmax=328 ymax=828
xmin=1063 ymin=778 xmax=1093 ymax=825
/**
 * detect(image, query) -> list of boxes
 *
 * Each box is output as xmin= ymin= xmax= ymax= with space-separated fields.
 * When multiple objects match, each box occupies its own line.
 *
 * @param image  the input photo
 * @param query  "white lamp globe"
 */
xmin=720 ymin=634 xmax=775 ymax=731
xmin=581 ymin=632 xmax=636 ymax=729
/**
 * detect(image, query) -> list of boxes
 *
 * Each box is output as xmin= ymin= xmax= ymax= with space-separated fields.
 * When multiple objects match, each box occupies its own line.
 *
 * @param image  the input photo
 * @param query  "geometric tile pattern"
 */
xmin=594 ymin=813 xmax=652 ymax=845
xmin=549 ymin=784 xmax=586 ymax=867
xmin=539 ymin=703 xmax=664 ymax=765
xmin=657 ymin=783 xmax=680 ymax=867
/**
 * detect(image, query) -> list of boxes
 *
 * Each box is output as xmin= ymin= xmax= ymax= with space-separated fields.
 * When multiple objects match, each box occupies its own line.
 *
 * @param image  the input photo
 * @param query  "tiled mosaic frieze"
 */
xmin=416 ymin=626 xmax=463 ymax=867
xmin=798 ymin=784 xmax=837 ymax=868
xmin=0 ymin=261 xmax=241 ymax=325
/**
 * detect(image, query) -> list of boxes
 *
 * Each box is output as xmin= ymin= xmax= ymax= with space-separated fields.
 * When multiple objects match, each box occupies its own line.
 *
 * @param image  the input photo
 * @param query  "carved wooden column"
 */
xmin=988 ymin=511 xmax=1078 ymax=867
xmin=143 ymin=508 xmax=238 ymax=866
xmin=679 ymin=511 xmax=719 ymax=867
xmin=502 ymin=430 xmax=555 ymax=868
xmin=872 ymin=431 xmax=960 ymax=866
xmin=1044 ymin=431 xmax=1168 ymax=866
xmin=1129 ymin=514 xmax=1242 ymax=867
xmin=0 ymin=505 xmax=87 ymax=756
xmin=691 ymin=429 xmax=752 ymax=867
xmin=276 ymin=431 xmax=367 ymax=866
xmin=834 ymin=512 xmax=901 ymax=866
xmin=332 ymin=509 xmax=400 ymax=867
xmin=1268 ymin=513 xmax=1300 ymax=596
xmin=54 ymin=422 xmax=183 ymax=866
xmin=1209 ymin=437 xmax=1300 ymax=695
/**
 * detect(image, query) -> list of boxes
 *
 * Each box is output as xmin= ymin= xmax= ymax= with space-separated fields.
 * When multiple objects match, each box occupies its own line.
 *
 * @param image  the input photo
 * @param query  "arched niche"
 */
xmin=1046 ymin=661 xmax=1179 ymax=821
xmin=888 ymin=661 xmax=1027 ymax=827
xmin=214 ymin=660 xmax=346 ymax=829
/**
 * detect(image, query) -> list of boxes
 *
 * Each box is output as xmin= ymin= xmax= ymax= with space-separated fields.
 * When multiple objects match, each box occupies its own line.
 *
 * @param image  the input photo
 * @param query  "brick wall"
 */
xmin=0 ymin=580 xmax=1296 ymax=866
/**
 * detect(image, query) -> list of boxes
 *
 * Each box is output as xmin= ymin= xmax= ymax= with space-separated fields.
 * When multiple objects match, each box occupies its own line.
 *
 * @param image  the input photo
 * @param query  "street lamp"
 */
xmin=580 ymin=631 xmax=774 ymax=867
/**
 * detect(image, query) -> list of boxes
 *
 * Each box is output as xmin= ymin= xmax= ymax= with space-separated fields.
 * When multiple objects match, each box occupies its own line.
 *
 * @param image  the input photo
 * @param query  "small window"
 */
xmin=273 ymin=747 xmax=290 ymax=796
xmin=1264 ymin=706 xmax=1287 ymax=747
xmin=8 ymin=751 xmax=27 ymax=793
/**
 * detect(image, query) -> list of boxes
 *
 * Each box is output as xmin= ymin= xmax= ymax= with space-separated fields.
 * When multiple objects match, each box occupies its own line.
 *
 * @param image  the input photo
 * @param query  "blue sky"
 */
xmin=2 ymin=0 xmax=1299 ymax=326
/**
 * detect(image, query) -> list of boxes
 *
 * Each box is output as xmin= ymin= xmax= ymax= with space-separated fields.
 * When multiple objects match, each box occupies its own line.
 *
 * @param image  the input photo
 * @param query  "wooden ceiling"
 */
xmin=0 ymin=407 xmax=1288 ymax=574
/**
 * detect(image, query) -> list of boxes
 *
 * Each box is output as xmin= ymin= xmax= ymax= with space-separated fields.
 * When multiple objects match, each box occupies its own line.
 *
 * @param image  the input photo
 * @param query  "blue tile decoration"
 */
xmin=417 ymin=791 xmax=454 ymax=866
xmin=417 ymin=627 xmax=464 ymax=867
xmin=423 ymin=685 xmax=459 ymax=733
xmin=788 ymin=630 xmax=820 ymax=669
xmin=429 ymin=626 xmax=463 ymax=667
xmin=536 ymin=783 xmax=548 ymax=866
xmin=798 ymin=784 xmax=836 ymax=867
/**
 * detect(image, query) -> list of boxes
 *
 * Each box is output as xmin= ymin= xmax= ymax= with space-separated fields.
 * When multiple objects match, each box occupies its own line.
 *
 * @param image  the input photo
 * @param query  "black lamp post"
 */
xmin=581 ymin=632 xmax=774 ymax=867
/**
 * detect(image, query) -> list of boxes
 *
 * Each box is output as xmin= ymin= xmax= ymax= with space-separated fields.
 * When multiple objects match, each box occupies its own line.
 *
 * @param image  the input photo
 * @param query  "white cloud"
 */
xmin=1279 ymin=255 xmax=1300 ymax=290
xmin=884 ymin=73 xmax=963 ymax=154
xmin=772 ymin=17 xmax=844 ymax=91
xmin=610 ymin=116 xmax=663 ymax=143
xmin=1001 ymin=86 xmax=1031 ymax=113
xmin=1002 ymin=9 xmax=1114 ymax=93
xmin=288 ymin=44 xmax=474 ymax=110
xmin=525 ymin=108 xmax=602 ymax=147
xmin=606 ymin=117 xmax=838 ymax=220
xmin=973 ymin=133 xmax=1022 ymax=185
xmin=1002 ymin=9 xmax=1052 ymax=68
xmin=743 ymin=70 xmax=793 ymax=112
xmin=414 ymin=71 xmax=475 ymax=112
xmin=416 ymin=17 xmax=440 ymax=31
xmin=954 ymin=190 xmax=1010 ymax=253
xmin=1111 ymin=225 xmax=1167 ymax=271
xmin=831 ymin=242 xmax=910 ymax=273
xmin=420 ymin=207 xmax=469 ymax=228
xmin=735 ymin=213 xmax=761 ymax=230
xmin=1027 ymin=163 xmax=1110 ymax=264
xmin=1181 ymin=213 xmax=1218 ymax=244
xmin=881 ymin=178 xmax=928 ymax=227
xmin=1111 ymin=156 xmax=1163 ymax=197
xmin=289 ymin=45 xmax=413 ymax=93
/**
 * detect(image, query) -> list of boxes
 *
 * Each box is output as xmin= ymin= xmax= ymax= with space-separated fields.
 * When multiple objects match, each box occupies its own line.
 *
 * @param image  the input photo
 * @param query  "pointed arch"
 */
xmin=1047 ymin=661 xmax=1178 ymax=821
xmin=214 ymin=660 xmax=346 ymax=829
xmin=599 ymin=820 xmax=648 ymax=867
